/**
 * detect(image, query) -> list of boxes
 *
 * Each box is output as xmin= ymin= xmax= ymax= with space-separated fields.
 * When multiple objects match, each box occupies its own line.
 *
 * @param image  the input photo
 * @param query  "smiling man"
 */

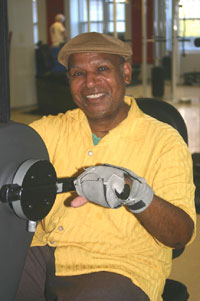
xmin=16 ymin=32 xmax=196 ymax=301
xmin=67 ymin=52 xmax=131 ymax=137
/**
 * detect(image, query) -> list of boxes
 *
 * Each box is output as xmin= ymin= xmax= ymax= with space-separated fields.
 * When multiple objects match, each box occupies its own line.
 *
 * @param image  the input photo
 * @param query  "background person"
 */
xmin=50 ymin=14 xmax=67 ymax=47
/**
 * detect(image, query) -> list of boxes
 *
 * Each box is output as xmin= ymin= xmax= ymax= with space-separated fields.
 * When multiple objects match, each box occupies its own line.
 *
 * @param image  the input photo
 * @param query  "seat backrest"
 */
xmin=135 ymin=98 xmax=188 ymax=144
xmin=136 ymin=97 xmax=188 ymax=259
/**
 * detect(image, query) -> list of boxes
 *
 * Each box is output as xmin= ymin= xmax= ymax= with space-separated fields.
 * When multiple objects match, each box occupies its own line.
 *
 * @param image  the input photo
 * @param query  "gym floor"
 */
xmin=11 ymin=83 xmax=200 ymax=301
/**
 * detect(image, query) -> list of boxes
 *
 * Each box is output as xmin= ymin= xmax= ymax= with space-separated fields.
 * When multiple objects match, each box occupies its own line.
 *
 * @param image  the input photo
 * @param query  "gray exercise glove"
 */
xmin=74 ymin=164 xmax=154 ymax=214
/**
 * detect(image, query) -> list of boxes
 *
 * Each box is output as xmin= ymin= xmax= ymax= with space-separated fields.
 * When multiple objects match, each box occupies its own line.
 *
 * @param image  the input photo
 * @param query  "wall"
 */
xmin=37 ymin=0 xmax=47 ymax=44
xmin=64 ymin=0 xmax=71 ymax=40
xmin=8 ymin=0 xmax=37 ymax=108
xmin=180 ymin=52 xmax=200 ymax=78
xmin=125 ymin=1 xmax=132 ymax=42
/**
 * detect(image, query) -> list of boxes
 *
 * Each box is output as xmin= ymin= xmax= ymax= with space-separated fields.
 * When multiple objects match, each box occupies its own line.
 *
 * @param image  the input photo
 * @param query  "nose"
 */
xmin=84 ymin=72 xmax=98 ymax=88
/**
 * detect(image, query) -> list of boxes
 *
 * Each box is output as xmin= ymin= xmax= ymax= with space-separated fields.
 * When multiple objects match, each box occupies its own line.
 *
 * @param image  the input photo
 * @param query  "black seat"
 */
xmin=136 ymin=97 xmax=188 ymax=144
xmin=136 ymin=97 xmax=189 ymax=300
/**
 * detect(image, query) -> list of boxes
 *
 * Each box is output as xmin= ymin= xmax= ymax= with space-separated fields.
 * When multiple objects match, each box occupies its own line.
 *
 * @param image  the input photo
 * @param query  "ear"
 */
xmin=122 ymin=62 xmax=132 ymax=85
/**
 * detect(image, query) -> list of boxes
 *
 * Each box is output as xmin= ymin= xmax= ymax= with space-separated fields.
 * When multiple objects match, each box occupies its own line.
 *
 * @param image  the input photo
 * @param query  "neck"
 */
xmin=88 ymin=103 xmax=130 ymax=138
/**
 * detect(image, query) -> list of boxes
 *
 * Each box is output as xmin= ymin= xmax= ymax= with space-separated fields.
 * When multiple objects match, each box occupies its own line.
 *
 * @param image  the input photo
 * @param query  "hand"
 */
xmin=71 ymin=196 xmax=88 ymax=208
xmin=74 ymin=164 xmax=154 ymax=213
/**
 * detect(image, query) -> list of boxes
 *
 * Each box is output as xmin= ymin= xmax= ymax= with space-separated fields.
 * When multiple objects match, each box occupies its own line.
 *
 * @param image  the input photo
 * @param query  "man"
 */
xmin=16 ymin=32 xmax=196 ymax=301
xmin=50 ymin=14 xmax=67 ymax=47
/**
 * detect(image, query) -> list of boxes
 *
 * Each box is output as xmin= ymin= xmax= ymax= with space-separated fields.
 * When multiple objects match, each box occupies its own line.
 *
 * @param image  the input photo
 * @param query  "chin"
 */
xmin=85 ymin=109 xmax=108 ymax=120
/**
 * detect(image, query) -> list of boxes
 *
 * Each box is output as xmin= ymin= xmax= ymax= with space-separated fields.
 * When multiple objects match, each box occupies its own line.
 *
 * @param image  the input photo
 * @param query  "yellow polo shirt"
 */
xmin=30 ymin=97 xmax=196 ymax=300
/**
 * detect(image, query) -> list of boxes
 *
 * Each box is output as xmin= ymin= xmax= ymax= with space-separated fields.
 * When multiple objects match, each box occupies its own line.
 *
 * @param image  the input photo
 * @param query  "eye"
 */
xmin=72 ymin=71 xmax=83 ymax=77
xmin=98 ymin=66 xmax=109 ymax=72
xmin=69 ymin=70 xmax=84 ymax=78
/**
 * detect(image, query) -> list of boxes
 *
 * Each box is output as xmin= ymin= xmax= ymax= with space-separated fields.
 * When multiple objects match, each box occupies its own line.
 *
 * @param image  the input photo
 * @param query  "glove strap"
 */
xmin=104 ymin=164 xmax=154 ymax=213
xmin=123 ymin=176 xmax=154 ymax=214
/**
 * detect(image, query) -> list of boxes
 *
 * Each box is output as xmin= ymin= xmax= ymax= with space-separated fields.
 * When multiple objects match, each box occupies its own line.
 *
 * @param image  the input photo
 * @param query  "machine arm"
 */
xmin=0 ymin=159 xmax=76 ymax=222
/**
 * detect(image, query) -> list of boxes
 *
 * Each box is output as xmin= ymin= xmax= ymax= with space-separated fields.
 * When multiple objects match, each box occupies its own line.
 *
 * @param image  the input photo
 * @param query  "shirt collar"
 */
xmin=67 ymin=96 xmax=145 ymax=140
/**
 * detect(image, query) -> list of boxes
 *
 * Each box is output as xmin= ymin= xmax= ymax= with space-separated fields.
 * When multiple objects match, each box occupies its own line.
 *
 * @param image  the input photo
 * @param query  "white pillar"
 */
xmin=113 ymin=0 xmax=118 ymax=38
xmin=142 ymin=0 xmax=147 ymax=96
xmin=171 ymin=0 xmax=178 ymax=101
xmin=87 ymin=0 xmax=90 ymax=32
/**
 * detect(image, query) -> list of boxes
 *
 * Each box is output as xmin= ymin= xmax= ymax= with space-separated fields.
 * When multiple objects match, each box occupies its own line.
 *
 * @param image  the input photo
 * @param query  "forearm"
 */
xmin=133 ymin=194 xmax=194 ymax=249
xmin=122 ymin=171 xmax=194 ymax=248
xmin=62 ymin=31 xmax=67 ymax=41
xmin=73 ymin=164 xmax=195 ymax=249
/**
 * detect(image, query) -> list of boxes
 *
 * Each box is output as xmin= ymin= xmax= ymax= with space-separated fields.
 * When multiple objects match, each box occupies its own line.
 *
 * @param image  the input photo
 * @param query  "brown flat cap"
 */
xmin=58 ymin=32 xmax=132 ymax=68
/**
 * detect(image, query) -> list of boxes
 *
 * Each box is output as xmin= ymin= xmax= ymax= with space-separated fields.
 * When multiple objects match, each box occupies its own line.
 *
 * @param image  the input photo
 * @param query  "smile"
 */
xmin=86 ymin=93 xmax=105 ymax=99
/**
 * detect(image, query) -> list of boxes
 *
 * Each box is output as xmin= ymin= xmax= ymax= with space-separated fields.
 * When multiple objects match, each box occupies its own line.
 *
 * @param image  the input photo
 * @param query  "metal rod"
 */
xmin=113 ymin=0 xmax=118 ymax=38
xmin=171 ymin=0 xmax=178 ymax=102
xmin=87 ymin=0 xmax=90 ymax=32
xmin=142 ymin=0 xmax=147 ymax=96
xmin=0 ymin=0 xmax=10 ymax=122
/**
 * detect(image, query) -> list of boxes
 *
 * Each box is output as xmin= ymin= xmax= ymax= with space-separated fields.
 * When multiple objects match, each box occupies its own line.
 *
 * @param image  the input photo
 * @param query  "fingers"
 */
xmin=71 ymin=196 xmax=88 ymax=208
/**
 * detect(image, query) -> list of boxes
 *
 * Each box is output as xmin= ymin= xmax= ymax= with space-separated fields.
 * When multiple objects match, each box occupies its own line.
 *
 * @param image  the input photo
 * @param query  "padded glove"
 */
xmin=74 ymin=164 xmax=154 ymax=214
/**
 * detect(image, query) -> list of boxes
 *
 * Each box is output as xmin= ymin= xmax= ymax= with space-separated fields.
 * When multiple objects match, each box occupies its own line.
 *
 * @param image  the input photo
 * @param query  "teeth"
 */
xmin=87 ymin=93 xmax=104 ymax=99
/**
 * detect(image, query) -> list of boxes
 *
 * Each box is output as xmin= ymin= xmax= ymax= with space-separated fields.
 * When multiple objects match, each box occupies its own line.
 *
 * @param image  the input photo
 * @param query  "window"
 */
xmin=78 ymin=0 xmax=126 ymax=36
xmin=32 ymin=0 xmax=39 ymax=45
xmin=79 ymin=0 xmax=104 ymax=33
xmin=106 ymin=0 xmax=126 ymax=34
xmin=178 ymin=0 xmax=200 ymax=52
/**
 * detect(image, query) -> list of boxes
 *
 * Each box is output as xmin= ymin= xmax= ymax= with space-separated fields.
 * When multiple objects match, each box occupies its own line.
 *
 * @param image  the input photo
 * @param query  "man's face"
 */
xmin=67 ymin=52 xmax=132 ymax=122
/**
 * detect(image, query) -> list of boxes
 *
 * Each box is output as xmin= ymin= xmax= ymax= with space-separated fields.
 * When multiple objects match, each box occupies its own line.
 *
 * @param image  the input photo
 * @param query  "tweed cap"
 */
xmin=58 ymin=32 xmax=132 ymax=68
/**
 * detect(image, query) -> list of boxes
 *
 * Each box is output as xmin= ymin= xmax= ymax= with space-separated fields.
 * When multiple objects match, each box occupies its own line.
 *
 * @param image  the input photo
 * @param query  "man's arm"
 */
xmin=135 ymin=194 xmax=194 ymax=249
xmin=71 ymin=195 xmax=194 ymax=249
xmin=60 ymin=24 xmax=67 ymax=42
xmin=61 ymin=30 xmax=67 ymax=42
xmin=71 ymin=164 xmax=195 ymax=249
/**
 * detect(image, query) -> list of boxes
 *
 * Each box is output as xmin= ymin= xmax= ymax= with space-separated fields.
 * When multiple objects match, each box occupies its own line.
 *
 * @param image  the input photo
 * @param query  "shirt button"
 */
xmin=58 ymin=226 xmax=63 ymax=231
xmin=50 ymin=241 xmax=56 ymax=245
xmin=88 ymin=151 xmax=93 ymax=156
